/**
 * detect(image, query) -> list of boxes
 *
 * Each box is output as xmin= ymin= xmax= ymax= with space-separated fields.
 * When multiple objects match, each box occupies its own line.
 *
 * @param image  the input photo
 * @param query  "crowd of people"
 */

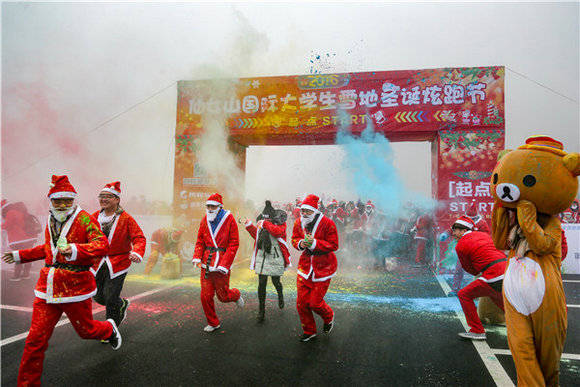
xmin=2 ymin=132 xmax=579 ymax=387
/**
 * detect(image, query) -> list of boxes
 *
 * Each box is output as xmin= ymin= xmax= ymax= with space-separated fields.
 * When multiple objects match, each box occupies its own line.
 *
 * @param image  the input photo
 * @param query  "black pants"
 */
xmin=93 ymin=265 xmax=127 ymax=325
xmin=258 ymin=274 xmax=283 ymax=311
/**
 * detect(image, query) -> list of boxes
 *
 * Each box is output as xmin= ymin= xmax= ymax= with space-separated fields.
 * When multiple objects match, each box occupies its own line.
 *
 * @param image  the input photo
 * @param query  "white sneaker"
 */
xmin=107 ymin=319 xmax=122 ymax=350
xmin=236 ymin=296 xmax=245 ymax=308
xmin=458 ymin=331 xmax=486 ymax=340
xmin=203 ymin=324 xmax=221 ymax=332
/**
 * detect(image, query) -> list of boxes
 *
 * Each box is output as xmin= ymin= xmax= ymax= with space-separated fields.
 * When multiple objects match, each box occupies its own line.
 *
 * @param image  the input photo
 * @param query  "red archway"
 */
xmin=174 ymin=66 xmax=505 ymax=259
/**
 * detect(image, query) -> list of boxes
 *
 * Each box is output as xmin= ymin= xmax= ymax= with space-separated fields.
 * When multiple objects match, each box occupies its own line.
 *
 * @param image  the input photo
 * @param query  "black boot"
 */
xmin=278 ymin=293 xmax=284 ymax=309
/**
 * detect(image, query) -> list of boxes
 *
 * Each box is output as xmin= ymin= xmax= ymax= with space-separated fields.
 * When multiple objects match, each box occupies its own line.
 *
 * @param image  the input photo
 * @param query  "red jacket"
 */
xmin=414 ymin=214 xmax=433 ymax=239
xmin=245 ymin=220 xmax=290 ymax=269
xmin=13 ymin=207 xmax=109 ymax=303
xmin=292 ymin=214 xmax=339 ymax=282
xmin=455 ymin=231 xmax=506 ymax=283
xmin=90 ymin=210 xmax=147 ymax=278
xmin=2 ymin=202 xmax=37 ymax=248
xmin=192 ymin=210 xmax=239 ymax=274
xmin=561 ymin=230 xmax=568 ymax=261
xmin=333 ymin=207 xmax=348 ymax=225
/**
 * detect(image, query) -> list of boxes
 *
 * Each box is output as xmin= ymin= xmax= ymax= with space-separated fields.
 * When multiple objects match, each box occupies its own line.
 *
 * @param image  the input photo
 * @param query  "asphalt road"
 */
xmin=1 ymin=260 xmax=579 ymax=386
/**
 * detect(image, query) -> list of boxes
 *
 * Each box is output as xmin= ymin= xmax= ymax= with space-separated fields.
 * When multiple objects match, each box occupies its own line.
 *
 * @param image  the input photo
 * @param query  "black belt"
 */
xmin=205 ymin=247 xmax=226 ymax=253
xmin=45 ymin=263 xmax=92 ymax=272
xmin=480 ymin=258 xmax=507 ymax=274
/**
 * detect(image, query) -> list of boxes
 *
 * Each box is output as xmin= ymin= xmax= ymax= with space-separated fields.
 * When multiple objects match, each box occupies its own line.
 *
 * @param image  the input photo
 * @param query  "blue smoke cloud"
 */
xmin=335 ymin=112 xmax=436 ymax=217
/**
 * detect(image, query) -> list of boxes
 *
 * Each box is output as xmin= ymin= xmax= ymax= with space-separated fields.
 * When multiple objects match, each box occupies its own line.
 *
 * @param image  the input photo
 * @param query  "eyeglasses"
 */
xmin=98 ymin=194 xmax=117 ymax=199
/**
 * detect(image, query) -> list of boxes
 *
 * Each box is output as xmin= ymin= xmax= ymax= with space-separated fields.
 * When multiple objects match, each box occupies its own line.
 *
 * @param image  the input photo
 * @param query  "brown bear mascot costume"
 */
xmin=490 ymin=136 xmax=579 ymax=386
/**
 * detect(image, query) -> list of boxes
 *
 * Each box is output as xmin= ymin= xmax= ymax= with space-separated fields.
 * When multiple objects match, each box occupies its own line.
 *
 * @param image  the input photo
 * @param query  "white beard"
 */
xmin=206 ymin=209 xmax=219 ymax=222
xmin=50 ymin=205 xmax=76 ymax=223
xmin=300 ymin=213 xmax=315 ymax=229
xmin=98 ymin=211 xmax=115 ymax=225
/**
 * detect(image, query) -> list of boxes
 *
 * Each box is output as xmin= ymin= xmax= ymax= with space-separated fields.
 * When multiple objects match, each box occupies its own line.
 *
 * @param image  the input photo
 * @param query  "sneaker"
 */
xmin=458 ymin=331 xmax=486 ymax=340
xmin=236 ymin=296 xmax=245 ymax=308
xmin=119 ymin=298 xmax=130 ymax=325
xmin=100 ymin=340 xmax=109 ymax=344
xmin=323 ymin=318 xmax=334 ymax=334
xmin=299 ymin=333 xmax=317 ymax=342
xmin=9 ymin=277 xmax=21 ymax=282
xmin=203 ymin=324 xmax=221 ymax=332
xmin=107 ymin=319 xmax=122 ymax=350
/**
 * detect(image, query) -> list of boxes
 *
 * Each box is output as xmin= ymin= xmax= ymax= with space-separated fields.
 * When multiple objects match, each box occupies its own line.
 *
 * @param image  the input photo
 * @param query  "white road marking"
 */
xmin=0 ymin=285 xmax=175 ymax=347
xmin=492 ymin=348 xmax=580 ymax=361
xmin=563 ymin=280 xmax=580 ymax=283
xmin=0 ymin=305 xmax=34 ymax=313
xmin=434 ymin=273 xmax=514 ymax=387
xmin=567 ymin=304 xmax=580 ymax=308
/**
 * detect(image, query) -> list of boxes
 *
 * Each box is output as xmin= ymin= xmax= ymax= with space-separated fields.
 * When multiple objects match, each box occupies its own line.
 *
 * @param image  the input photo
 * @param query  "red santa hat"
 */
xmin=47 ymin=175 xmax=77 ymax=199
xmin=452 ymin=215 xmax=474 ymax=230
xmin=101 ymin=181 xmax=121 ymax=197
xmin=466 ymin=200 xmax=477 ymax=217
xmin=301 ymin=194 xmax=320 ymax=212
xmin=366 ymin=200 xmax=375 ymax=209
xmin=206 ymin=193 xmax=223 ymax=207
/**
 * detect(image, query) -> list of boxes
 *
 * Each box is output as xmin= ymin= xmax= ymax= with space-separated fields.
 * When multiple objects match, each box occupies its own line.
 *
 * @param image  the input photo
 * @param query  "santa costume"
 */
xmin=452 ymin=202 xmax=491 ymax=291
xmin=1 ymin=199 xmax=40 ymax=280
xmin=143 ymin=228 xmax=185 ymax=275
xmin=91 ymin=181 xmax=146 ymax=326
xmin=244 ymin=201 xmax=291 ymax=322
xmin=6 ymin=175 xmax=121 ymax=386
xmin=413 ymin=212 xmax=433 ymax=265
xmin=291 ymin=194 xmax=339 ymax=342
xmin=452 ymin=216 xmax=507 ymax=339
xmin=192 ymin=193 xmax=243 ymax=331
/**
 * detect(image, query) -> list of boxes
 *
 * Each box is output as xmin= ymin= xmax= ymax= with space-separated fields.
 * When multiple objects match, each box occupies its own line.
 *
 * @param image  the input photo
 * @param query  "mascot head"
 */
xmin=490 ymin=135 xmax=580 ymax=215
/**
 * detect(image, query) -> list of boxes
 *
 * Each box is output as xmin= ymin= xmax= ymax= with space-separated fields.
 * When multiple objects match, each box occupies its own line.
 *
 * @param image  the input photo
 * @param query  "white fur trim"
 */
xmin=300 ymin=204 xmax=318 ymax=212
xmin=66 ymin=244 xmax=78 ymax=261
xmin=90 ymin=258 xmax=106 ymax=275
xmin=206 ymin=200 xmax=222 ymax=206
xmin=48 ymin=206 xmax=82 ymax=264
xmin=308 ymin=239 xmax=317 ymax=251
xmin=13 ymin=251 xmax=21 ymax=263
xmin=46 ymin=288 xmax=97 ymax=304
xmin=217 ymin=266 xmax=229 ymax=274
xmin=101 ymin=187 xmax=120 ymax=196
xmin=109 ymin=266 xmax=130 ymax=279
xmin=192 ymin=258 xmax=201 ymax=263
xmin=297 ymin=267 xmax=312 ymax=279
xmin=503 ymin=256 xmax=545 ymax=316
xmin=48 ymin=191 xmax=77 ymax=199
xmin=454 ymin=219 xmax=474 ymax=229
xmin=478 ymin=275 xmax=505 ymax=283
xmin=205 ymin=210 xmax=230 ymax=270
xmin=312 ymin=272 xmax=336 ymax=282
xmin=130 ymin=251 xmax=143 ymax=262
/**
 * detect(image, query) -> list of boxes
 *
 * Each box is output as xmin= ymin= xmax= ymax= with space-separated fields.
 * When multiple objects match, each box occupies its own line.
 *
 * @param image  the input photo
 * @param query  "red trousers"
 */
xmin=18 ymin=297 xmax=113 ymax=387
xmin=200 ymin=270 xmax=241 ymax=327
xmin=296 ymin=276 xmax=334 ymax=335
xmin=458 ymin=279 xmax=504 ymax=334
xmin=414 ymin=238 xmax=427 ymax=264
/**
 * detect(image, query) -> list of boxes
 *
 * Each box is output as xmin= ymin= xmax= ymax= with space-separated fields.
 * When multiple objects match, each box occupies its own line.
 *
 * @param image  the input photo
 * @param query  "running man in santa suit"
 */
xmin=192 ymin=193 xmax=244 ymax=332
xmin=91 ymin=182 xmax=146 ymax=328
xmin=292 ymin=194 xmax=339 ymax=342
xmin=451 ymin=215 xmax=507 ymax=340
xmin=452 ymin=201 xmax=491 ymax=292
xmin=1 ymin=175 xmax=122 ymax=387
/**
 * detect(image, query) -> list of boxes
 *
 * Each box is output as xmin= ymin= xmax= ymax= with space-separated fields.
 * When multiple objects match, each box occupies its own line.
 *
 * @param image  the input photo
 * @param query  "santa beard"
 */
xmin=300 ymin=213 xmax=316 ymax=229
xmin=50 ymin=204 xmax=76 ymax=223
xmin=206 ymin=209 xmax=219 ymax=222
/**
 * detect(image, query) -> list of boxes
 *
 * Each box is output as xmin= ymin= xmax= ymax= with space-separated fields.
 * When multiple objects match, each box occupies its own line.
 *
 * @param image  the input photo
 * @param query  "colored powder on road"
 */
xmin=325 ymin=292 xmax=462 ymax=313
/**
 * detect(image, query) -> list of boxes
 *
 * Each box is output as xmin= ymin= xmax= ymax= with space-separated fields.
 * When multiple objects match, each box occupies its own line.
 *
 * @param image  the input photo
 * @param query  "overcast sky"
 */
xmin=2 ymin=1 xmax=578 ymax=209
